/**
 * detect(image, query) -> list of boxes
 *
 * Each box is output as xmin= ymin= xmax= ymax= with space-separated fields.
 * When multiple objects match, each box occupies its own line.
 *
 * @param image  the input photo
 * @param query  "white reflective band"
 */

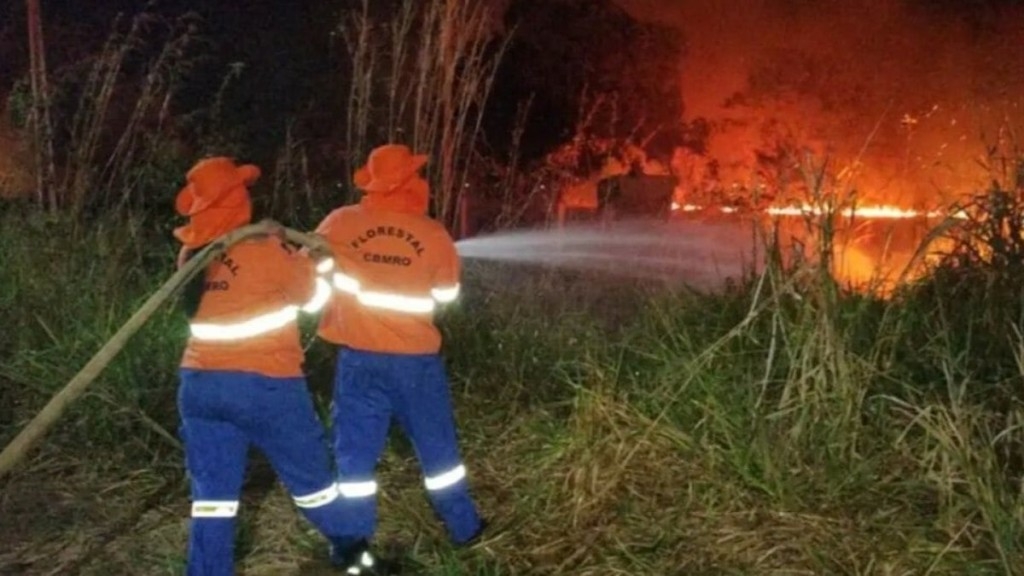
xmin=333 ymin=272 xmax=360 ymax=293
xmin=345 ymin=550 xmax=375 ymax=574
xmin=191 ymin=500 xmax=239 ymax=518
xmin=424 ymin=464 xmax=467 ymax=491
xmin=190 ymin=305 xmax=299 ymax=341
xmin=336 ymin=480 xmax=378 ymax=498
xmin=301 ymin=278 xmax=332 ymax=313
xmin=357 ymin=291 xmax=435 ymax=314
xmin=292 ymin=483 xmax=340 ymax=508
xmin=431 ymin=284 xmax=460 ymax=303
xmin=316 ymin=258 xmax=335 ymax=274
xmin=332 ymin=272 xmax=436 ymax=314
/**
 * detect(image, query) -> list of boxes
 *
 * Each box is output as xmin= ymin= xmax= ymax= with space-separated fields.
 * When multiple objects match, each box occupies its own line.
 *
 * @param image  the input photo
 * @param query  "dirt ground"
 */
xmin=0 ymin=428 xmax=499 ymax=575
xmin=0 ymin=443 xmax=182 ymax=575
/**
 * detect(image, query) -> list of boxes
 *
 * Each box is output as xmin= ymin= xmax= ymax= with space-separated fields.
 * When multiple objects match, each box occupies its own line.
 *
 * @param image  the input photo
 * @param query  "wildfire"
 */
xmin=672 ymin=202 xmax=706 ymax=212
xmin=671 ymin=202 xmax=969 ymax=220
xmin=764 ymin=204 xmax=969 ymax=220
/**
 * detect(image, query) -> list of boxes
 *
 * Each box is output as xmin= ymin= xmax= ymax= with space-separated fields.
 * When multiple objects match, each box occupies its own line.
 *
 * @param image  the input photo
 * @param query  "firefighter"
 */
xmin=313 ymin=144 xmax=486 ymax=570
xmin=172 ymin=157 xmax=353 ymax=576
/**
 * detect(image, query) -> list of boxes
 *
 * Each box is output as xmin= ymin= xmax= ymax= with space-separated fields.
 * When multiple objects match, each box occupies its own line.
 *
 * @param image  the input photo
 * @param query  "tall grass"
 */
xmin=337 ymin=0 xmax=511 ymax=227
xmin=11 ymin=10 xmax=201 ymax=217
xmin=0 ymin=204 xmax=184 ymax=455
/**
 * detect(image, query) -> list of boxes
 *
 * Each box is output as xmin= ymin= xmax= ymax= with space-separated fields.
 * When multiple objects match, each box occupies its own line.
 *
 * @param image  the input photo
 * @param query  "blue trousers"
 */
xmin=331 ymin=348 xmax=482 ymax=544
xmin=178 ymin=369 xmax=347 ymax=576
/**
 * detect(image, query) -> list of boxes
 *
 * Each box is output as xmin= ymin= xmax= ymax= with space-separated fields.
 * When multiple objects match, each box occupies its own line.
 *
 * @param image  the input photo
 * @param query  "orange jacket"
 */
xmin=314 ymin=205 xmax=460 ymax=355
xmin=180 ymin=235 xmax=328 ymax=378
xmin=314 ymin=144 xmax=460 ymax=354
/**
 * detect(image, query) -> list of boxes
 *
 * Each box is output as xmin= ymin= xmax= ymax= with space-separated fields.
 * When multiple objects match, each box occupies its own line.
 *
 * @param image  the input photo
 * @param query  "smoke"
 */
xmin=614 ymin=0 xmax=1024 ymax=205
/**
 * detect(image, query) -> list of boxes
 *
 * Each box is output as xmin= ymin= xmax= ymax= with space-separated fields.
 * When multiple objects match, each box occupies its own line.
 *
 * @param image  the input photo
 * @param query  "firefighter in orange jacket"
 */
xmin=173 ymin=157 xmax=350 ymax=575
xmin=313 ymin=144 xmax=485 ymax=569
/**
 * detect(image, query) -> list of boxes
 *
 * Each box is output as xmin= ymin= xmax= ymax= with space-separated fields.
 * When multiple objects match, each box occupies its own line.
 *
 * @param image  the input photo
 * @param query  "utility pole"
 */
xmin=26 ymin=0 xmax=56 ymax=212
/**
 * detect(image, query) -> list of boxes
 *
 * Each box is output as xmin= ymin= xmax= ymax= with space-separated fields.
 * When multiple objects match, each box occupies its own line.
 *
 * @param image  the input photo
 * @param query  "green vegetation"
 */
xmin=2 ymin=168 xmax=1024 ymax=574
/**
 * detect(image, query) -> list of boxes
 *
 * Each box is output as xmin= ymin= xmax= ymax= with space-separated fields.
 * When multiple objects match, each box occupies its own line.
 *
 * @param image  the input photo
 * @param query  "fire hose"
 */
xmin=0 ymin=220 xmax=332 ymax=481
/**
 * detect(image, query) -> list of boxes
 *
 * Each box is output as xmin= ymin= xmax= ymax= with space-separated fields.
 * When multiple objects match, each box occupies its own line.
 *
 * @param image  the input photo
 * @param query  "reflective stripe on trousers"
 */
xmin=292 ymin=483 xmax=341 ymax=508
xmin=330 ymin=348 xmax=483 ymax=543
xmin=334 ymin=465 xmax=466 ymax=498
xmin=424 ymin=464 xmax=467 ymax=491
xmin=336 ymin=479 xmax=379 ymax=498
xmin=191 ymin=500 xmax=239 ymax=518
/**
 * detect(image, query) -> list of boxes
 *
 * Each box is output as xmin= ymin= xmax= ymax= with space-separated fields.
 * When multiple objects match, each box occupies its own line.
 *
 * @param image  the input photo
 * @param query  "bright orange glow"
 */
xmin=765 ymin=204 xmax=963 ymax=219
xmin=638 ymin=0 xmax=1024 ymax=211
xmin=670 ymin=202 xmax=968 ymax=220
xmin=668 ymin=201 xmax=967 ymax=295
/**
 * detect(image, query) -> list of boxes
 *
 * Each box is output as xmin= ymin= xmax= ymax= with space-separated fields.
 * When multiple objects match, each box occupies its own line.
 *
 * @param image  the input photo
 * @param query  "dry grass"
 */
xmin=0 ymin=442 xmax=176 ymax=575
xmin=6 ymin=10 xmax=201 ymax=215
xmin=1 ymin=373 xmax=1008 ymax=575
xmin=339 ymin=0 xmax=511 ymax=228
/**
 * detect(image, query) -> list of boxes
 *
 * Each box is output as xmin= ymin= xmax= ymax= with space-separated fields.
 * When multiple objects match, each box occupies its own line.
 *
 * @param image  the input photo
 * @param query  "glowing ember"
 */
xmin=764 ymin=204 xmax=968 ymax=220
xmin=670 ymin=203 xmax=969 ymax=220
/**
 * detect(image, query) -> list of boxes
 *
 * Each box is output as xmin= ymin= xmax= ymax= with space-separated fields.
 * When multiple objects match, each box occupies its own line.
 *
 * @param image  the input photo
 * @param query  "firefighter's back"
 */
xmin=316 ymin=204 xmax=461 ymax=355
xmin=182 ymin=235 xmax=315 ymax=378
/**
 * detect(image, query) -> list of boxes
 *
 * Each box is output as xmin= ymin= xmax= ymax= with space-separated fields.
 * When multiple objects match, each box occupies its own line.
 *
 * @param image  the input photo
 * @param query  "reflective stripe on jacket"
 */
xmin=180 ymin=235 xmax=330 ymax=377
xmin=314 ymin=205 xmax=460 ymax=354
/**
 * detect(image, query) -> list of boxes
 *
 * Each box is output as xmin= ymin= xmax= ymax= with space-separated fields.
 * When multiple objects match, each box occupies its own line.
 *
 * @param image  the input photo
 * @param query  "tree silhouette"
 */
xmin=485 ymin=0 xmax=686 ymax=167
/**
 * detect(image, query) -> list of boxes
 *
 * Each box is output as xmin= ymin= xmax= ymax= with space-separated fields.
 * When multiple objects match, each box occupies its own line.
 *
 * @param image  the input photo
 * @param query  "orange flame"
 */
xmin=671 ymin=203 xmax=968 ymax=220
xmin=669 ymin=201 xmax=969 ymax=294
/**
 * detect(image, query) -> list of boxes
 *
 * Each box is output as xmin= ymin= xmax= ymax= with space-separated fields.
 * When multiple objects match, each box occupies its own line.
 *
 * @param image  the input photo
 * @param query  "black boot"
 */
xmin=454 ymin=518 xmax=489 ymax=548
xmin=330 ymin=539 xmax=382 ymax=575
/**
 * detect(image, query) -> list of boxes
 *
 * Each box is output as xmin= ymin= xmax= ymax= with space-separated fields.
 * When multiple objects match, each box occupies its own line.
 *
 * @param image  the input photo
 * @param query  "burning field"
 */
xmin=670 ymin=207 xmax=952 ymax=291
xmin=518 ymin=0 xmax=1024 ymax=298
xmin=649 ymin=0 xmax=1024 ymax=204
xmin=535 ymin=0 xmax=1024 ymax=245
